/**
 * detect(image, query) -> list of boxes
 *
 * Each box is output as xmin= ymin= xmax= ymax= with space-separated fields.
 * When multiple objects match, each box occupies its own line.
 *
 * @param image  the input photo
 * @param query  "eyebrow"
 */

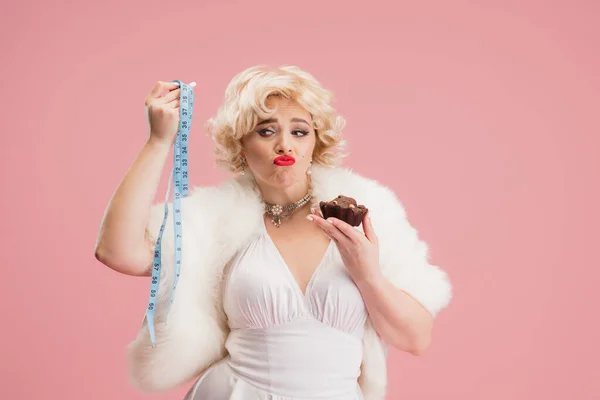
xmin=256 ymin=118 xmax=311 ymax=126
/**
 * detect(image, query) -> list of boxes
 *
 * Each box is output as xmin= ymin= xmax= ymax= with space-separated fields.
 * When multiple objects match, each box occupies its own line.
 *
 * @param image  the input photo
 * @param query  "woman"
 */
xmin=94 ymin=65 xmax=452 ymax=400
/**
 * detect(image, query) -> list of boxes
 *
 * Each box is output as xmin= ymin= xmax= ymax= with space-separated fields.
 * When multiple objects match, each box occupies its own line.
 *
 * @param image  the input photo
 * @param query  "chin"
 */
xmin=263 ymin=168 xmax=303 ymax=187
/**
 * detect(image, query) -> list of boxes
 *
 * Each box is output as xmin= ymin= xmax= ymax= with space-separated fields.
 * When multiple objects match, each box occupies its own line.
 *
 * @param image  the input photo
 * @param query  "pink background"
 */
xmin=2 ymin=0 xmax=599 ymax=399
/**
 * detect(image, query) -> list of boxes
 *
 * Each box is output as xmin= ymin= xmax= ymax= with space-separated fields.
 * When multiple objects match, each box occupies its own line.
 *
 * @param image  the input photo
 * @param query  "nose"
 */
xmin=275 ymin=133 xmax=293 ymax=155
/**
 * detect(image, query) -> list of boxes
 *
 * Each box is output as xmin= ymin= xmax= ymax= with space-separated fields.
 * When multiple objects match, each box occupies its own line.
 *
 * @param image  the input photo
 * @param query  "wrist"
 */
xmin=146 ymin=136 xmax=172 ymax=152
xmin=355 ymin=268 xmax=385 ymax=291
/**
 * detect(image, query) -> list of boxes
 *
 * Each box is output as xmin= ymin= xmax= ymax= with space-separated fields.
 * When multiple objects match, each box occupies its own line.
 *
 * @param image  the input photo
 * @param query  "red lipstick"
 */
xmin=274 ymin=156 xmax=295 ymax=166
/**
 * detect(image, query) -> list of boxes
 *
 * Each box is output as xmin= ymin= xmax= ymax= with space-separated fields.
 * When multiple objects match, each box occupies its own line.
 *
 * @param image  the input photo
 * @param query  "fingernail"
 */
xmin=189 ymin=81 xmax=197 ymax=87
xmin=310 ymin=207 xmax=316 ymax=214
xmin=306 ymin=215 xmax=314 ymax=221
xmin=327 ymin=219 xmax=334 ymax=224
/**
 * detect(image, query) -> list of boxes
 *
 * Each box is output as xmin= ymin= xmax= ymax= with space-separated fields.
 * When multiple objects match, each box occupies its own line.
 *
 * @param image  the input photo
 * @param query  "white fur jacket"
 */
xmin=126 ymin=163 xmax=452 ymax=400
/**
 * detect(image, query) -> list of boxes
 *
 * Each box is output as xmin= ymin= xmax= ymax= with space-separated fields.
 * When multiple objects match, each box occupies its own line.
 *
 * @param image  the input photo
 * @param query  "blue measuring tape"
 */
xmin=145 ymin=80 xmax=194 ymax=347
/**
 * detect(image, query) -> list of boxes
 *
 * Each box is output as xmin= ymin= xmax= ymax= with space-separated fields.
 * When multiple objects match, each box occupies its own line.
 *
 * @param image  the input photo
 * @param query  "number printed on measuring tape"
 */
xmin=145 ymin=80 xmax=194 ymax=347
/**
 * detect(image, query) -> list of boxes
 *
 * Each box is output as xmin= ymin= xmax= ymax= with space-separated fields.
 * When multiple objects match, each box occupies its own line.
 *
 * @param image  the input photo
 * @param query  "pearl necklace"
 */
xmin=263 ymin=192 xmax=312 ymax=228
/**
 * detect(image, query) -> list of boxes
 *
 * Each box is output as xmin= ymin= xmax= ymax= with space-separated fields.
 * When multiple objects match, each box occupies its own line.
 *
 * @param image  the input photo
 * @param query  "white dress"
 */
xmin=184 ymin=220 xmax=368 ymax=400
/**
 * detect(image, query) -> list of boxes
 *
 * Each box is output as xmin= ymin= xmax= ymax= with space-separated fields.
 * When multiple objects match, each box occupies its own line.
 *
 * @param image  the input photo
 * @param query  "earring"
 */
xmin=306 ymin=158 xmax=313 ymax=175
xmin=240 ymin=157 xmax=246 ymax=175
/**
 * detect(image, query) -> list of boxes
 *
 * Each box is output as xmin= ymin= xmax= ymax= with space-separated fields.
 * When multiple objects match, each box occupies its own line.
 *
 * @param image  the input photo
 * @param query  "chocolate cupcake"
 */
xmin=319 ymin=195 xmax=368 ymax=227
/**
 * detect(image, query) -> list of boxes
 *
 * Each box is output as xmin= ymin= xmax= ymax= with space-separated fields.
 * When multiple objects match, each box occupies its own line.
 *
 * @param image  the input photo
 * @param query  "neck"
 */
xmin=256 ymin=178 xmax=311 ymax=206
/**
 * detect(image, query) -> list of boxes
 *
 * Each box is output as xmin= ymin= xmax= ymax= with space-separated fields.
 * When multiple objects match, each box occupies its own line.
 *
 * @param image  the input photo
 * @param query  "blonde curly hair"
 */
xmin=204 ymin=65 xmax=347 ymax=173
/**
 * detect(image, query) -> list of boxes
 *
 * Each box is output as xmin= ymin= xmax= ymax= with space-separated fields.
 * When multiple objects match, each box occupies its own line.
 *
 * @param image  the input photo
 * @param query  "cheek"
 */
xmin=244 ymin=143 xmax=272 ymax=166
xmin=300 ymin=141 xmax=316 ymax=158
xmin=296 ymin=135 xmax=316 ymax=157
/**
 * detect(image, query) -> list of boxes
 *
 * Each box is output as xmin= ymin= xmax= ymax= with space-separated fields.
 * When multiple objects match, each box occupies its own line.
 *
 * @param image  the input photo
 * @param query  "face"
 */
xmin=241 ymin=96 xmax=316 ymax=188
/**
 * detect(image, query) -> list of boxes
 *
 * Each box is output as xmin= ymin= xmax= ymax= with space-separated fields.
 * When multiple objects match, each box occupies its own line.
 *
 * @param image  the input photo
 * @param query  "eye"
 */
xmin=292 ymin=130 xmax=310 ymax=137
xmin=257 ymin=128 xmax=275 ymax=137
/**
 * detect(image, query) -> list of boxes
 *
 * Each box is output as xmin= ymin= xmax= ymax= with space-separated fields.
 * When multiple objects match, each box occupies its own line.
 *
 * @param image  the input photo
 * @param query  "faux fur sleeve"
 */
xmin=126 ymin=192 xmax=228 ymax=392
xmin=373 ymin=185 xmax=453 ymax=318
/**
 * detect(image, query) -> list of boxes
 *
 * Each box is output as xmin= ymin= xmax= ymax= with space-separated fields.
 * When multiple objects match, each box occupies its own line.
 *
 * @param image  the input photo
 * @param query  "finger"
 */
xmin=169 ymin=99 xmax=180 ymax=108
xmin=148 ymin=80 xmax=179 ymax=98
xmin=173 ymin=81 xmax=197 ymax=88
xmin=362 ymin=211 xmax=378 ymax=244
xmin=308 ymin=213 xmax=347 ymax=244
xmin=158 ymin=88 xmax=180 ymax=104
xmin=326 ymin=217 xmax=366 ymax=244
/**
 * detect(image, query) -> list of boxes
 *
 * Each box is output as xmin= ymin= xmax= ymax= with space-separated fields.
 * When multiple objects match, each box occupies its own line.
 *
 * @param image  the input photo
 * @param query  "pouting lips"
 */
xmin=274 ymin=156 xmax=295 ymax=166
